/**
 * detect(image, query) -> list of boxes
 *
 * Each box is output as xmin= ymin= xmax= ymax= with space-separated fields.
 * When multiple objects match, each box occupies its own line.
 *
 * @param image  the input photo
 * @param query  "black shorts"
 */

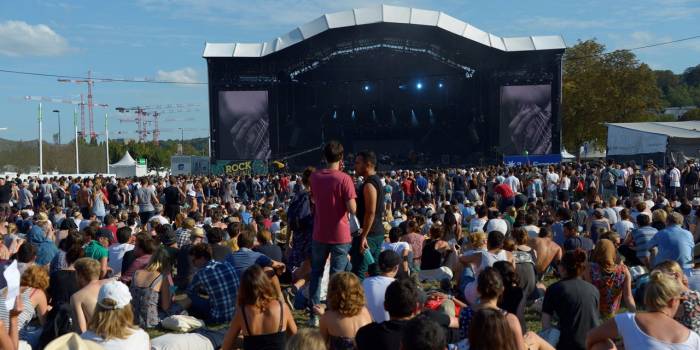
xmin=558 ymin=190 xmax=570 ymax=202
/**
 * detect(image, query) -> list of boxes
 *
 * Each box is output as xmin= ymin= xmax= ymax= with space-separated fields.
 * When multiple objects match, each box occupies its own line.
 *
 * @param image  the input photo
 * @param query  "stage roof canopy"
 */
xmin=202 ymin=4 xmax=566 ymax=58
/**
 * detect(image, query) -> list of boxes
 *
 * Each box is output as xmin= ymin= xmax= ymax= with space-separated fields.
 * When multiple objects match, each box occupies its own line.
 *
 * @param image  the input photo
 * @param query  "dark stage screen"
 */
xmin=499 ymin=85 xmax=552 ymax=155
xmin=217 ymin=90 xmax=271 ymax=160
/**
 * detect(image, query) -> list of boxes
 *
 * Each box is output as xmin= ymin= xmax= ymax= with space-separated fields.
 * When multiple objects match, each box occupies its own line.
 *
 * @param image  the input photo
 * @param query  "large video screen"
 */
xmin=217 ymin=90 xmax=270 ymax=160
xmin=499 ymin=85 xmax=552 ymax=155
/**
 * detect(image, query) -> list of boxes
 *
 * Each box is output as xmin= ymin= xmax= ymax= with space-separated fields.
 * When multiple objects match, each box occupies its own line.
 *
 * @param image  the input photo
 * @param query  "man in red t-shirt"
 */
xmin=494 ymin=178 xmax=515 ymax=212
xmin=401 ymin=175 xmax=416 ymax=203
xmin=308 ymin=141 xmax=357 ymax=325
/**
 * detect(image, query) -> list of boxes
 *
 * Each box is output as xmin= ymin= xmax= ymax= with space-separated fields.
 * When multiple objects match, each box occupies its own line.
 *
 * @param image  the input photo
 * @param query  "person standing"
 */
xmin=135 ymin=178 xmax=159 ymax=224
xmin=308 ymin=141 xmax=357 ymax=327
xmin=351 ymin=150 xmax=385 ymax=281
xmin=669 ymin=162 xmax=682 ymax=198
xmin=163 ymin=176 xmax=184 ymax=222
xmin=0 ymin=178 xmax=13 ymax=219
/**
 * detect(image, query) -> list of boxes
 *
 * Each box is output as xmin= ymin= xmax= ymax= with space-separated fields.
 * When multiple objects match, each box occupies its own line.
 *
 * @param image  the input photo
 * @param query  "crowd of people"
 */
xmin=0 ymin=142 xmax=699 ymax=349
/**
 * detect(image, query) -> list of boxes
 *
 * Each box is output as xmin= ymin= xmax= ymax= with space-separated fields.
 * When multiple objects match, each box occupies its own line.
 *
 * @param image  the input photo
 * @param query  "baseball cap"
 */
xmin=378 ymin=250 xmax=401 ymax=272
xmin=486 ymin=219 xmax=508 ymax=235
xmin=160 ymin=227 xmax=177 ymax=246
xmin=97 ymin=280 xmax=132 ymax=310
xmin=96 ymin=228 xmax=113 ymax=244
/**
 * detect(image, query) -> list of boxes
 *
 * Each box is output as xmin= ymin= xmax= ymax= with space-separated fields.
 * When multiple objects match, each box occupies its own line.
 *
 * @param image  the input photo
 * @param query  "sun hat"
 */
xmin=44 ymin=333 xmax=103 ymax=350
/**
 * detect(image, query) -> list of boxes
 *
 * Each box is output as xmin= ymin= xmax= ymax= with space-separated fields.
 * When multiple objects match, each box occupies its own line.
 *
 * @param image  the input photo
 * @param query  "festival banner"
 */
xmin=503 ymin=154 xmax=562 ymax=167
xmin=211 ymin=160 xmax=269 ymax=176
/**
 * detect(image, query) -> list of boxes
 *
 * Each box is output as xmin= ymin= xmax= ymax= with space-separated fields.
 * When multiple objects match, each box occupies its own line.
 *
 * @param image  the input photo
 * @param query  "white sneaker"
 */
xmin=308 ymin=315 xmax=319 ymax=327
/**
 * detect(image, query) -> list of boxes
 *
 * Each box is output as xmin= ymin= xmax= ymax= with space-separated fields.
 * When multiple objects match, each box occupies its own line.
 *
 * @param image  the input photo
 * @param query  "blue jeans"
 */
xmin=309 ymin=240 xmax=352 ymax=310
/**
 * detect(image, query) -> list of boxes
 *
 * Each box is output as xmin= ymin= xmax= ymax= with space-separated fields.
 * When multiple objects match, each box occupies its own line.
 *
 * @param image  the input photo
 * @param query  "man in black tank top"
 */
xmin=351 ymin=150 xmax=386 ymax=281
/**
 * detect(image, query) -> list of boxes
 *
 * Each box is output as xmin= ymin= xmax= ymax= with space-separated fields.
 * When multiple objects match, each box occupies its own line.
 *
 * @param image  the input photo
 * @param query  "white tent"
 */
xmin=606 ymin=121 xmax=700 ymax=163
xmin=110 ymin=151 xmax=147 ymax=178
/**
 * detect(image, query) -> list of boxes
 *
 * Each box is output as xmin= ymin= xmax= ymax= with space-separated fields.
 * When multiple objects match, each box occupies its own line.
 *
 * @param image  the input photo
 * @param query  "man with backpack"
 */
xmin=600 ymin=161 xmax=618 ymax=201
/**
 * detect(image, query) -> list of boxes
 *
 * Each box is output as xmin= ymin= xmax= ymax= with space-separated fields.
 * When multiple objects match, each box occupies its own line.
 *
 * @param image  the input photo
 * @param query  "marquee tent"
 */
xmin=606 ymin=121 xmax=700 ymax=164
xmin=110 ymin=151 xmax=147 ymax=178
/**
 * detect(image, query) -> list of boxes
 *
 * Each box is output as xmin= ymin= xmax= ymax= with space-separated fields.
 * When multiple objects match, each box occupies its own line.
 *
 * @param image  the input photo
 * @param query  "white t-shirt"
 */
xmin=382 ymin=242 xmax=410 ymax=255
xmin=362 ymin=276 xmax=394 ymax=323
xmin=108 ymin=243 xmax=135 ymax=275
xmin=670 ymin=168 xmax=682 ymax=187
xmin=82 ymin=328 xmax=150 ymax=350
xmin=546 ymin=172 xmax=559 ymax=192
xmin=504 ymin=176 xmax=520 ymax=193
xmin=615 ymin=169 xmax=628 ymax=187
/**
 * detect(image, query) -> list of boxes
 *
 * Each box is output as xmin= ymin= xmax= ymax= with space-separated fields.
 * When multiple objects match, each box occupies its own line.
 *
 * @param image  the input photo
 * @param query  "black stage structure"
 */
xmin=204 ymin=5 xmax=566 ymax=169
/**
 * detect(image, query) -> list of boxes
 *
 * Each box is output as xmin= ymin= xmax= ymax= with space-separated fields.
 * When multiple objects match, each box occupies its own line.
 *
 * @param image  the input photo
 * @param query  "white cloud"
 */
xmin=0 ymin=20 xmax=70 ymax=57
xmin=156 ymin=67 xmax=199 ymax=84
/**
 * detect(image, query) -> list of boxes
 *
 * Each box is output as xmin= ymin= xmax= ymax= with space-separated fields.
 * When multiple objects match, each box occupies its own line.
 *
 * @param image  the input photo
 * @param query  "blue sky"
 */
xmin=0 ymin=0 xmax=698 ymax=142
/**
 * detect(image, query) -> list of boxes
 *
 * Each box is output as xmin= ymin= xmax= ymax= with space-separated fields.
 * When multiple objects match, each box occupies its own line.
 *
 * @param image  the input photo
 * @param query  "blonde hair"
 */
xmin=285 ymin=328 xmax=327 ymax=350
xmin=644 ymin=270 xmax=683 ymax=312
xmin=468 ymin=232 xmax=487 ymax=249
xmin=74 ymin=258 xmax=101 ymax=281
xmin=144 ymin=247 xmax=171 ymax=273
xmin=652 ymin=209 xmax=667 ymax=224
xmin=88 ymin=299 xmax=137 ymax=340
xmin=327 ymin=272 xmax=365 ymax=317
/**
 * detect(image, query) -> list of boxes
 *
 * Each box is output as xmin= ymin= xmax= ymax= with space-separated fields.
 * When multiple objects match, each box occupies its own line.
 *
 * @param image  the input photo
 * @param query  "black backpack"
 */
xmin=287 ymin=191 xmax=313 ymax=232
xmin=39 ymin=303 xmax=74 ymax=348
xmin=602 ymin=169 xmax=616 ymax=188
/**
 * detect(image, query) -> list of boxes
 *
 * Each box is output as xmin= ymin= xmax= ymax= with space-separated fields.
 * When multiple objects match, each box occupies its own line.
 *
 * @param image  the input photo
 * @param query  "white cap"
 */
xmin=97 ymin=280 xmax=132 ymax=310
xmin=486 ymin=219 xmax=508 ymax=235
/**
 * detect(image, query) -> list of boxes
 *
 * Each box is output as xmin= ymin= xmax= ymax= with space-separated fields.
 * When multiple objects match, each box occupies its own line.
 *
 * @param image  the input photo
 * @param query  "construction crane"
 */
xmin=57 ymin=70 xmax=113 ymax=141
xmin=21 ymin=95 xmax=108 ymax=140
xmin=115 ymin=104 xmax=199 ymax=144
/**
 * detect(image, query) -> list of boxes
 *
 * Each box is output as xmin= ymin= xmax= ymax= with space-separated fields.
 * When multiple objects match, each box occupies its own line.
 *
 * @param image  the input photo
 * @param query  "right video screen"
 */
xmin=499 ymin=84 xmax=552 ymax=155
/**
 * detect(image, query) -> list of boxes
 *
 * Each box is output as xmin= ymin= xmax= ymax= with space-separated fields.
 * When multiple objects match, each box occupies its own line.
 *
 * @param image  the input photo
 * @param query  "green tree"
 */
xmin=679 ymin=108 xmax=700 ymax=121
xmin=667 ymin=85 xmax=694 ymax=106
xmin=683 ymin=64 xmax=700 ymax=87
xmin=562 ymin=39 xmax=661 ymax=152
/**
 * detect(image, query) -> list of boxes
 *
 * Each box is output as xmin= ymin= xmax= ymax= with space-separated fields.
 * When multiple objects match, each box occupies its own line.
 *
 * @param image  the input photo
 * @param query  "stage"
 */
xmin=203 ymin=5 xmax=565 ymax=169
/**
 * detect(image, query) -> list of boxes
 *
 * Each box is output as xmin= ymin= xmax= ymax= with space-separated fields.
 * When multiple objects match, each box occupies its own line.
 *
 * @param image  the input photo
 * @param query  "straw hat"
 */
xmin=44 ymin=333 xmax=103 ymax=350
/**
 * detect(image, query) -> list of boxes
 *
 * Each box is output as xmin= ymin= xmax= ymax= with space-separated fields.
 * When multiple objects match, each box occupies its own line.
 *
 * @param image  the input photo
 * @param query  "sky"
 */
xmin=0 ymin=0 xmax=698 ymax=142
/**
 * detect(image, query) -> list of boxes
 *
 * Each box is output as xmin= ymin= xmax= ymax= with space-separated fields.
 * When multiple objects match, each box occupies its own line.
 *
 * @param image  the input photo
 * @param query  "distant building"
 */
xmin=664 ymin=106 xmax=698 ymax=119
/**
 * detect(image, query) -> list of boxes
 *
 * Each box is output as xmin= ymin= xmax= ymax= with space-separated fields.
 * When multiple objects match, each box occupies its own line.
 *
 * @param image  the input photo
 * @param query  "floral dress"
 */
xmin=589 ymin=262 xmax=626 ymax=319
xmin=677 ymin=290 xmax=700 ymax=334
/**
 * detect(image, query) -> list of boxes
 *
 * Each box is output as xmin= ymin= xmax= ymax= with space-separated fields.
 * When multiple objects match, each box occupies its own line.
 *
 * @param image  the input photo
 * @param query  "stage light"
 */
xmin=363 ymin=84 xmax=370 ymax=92
xmin=438 ymin=82 xmax=444 ymax=88
xmin=416 ymin=82 xmax=423 ymax=90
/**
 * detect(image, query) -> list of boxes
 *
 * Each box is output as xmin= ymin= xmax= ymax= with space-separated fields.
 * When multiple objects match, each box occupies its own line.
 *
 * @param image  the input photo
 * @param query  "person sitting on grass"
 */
xmin=221 ymin=265 xmax=297 ymax=350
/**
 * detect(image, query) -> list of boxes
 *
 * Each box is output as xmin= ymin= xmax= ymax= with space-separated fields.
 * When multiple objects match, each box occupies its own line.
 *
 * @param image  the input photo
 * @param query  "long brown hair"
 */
xmin=237 ymin=265 xmax=279 ymax=311
xmin=468 ymin=308 xmax=519 ymax=350
xmin=327 ymin=272 xmax=365 ymax=317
